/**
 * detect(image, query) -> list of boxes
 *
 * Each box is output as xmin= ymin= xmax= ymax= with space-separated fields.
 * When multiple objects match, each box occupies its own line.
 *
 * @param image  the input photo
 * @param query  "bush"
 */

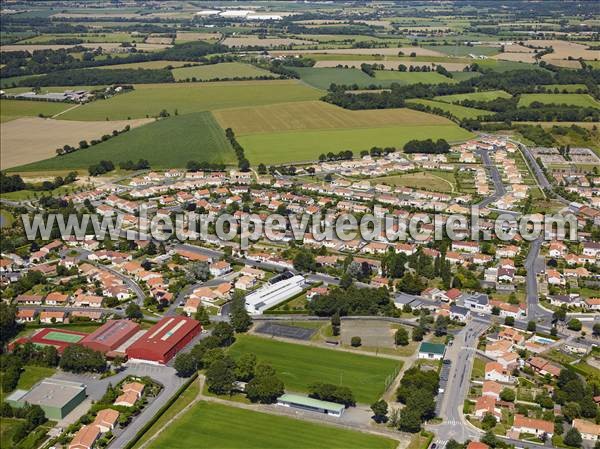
xmin=350 ymin=336 xmax=362 ymax=347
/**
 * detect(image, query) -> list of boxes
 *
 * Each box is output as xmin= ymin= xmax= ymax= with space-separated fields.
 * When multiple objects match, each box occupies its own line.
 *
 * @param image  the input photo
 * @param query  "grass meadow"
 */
xmin=16 ymin=112 xmax=235 ymax=171
xmin=0 ymin=99 xmax=72 ymax=122
xmin=287 ymin=66 xmax=381 ymax=90
xmin=518 ymin=93 xmax=600 ymax=108
xmin=144 ymin=401 xmax=397 ymax=449
xmin=95 ymin=60 xmax=189 ymax=70
xmin=171 ymin=62 xmax=274 ymax=81
xmin=228 ymin=334 xmax=402 ymax=404
xmin=407 ymin=98 xmax=495 ymax=120
xmin=57 ymin=80 xmax=322 ymax=120
xmin=373 ymin=71 xmax=457 ymax=84
xmin=434 ymin=89 xmax=512 ymax=103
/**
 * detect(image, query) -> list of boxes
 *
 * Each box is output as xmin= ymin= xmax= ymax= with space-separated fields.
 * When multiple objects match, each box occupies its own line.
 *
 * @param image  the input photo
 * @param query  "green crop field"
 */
xmin=17 ymin=112 xmax=235 ymax=171
xmin=287 ymin=66 xmax=380 ymax=90
xmin=228 ymin=334 xmax=401 ymax=404
xmin=434 ymin=89 xmax=512 ymax=103
xmin=518 ymin=93 xmax=600 ymax=108
xmin=450 ymin=71 xmax=481 ymax=81
xmin=373 ymin=71 xmax=457 ymax=84
xmin=214 ymin=101 xmax=450 ymax=135
xmin=407 ymin=99 xmax=494 ymax=120
xmin=240 ymin=123 xmax=473 ymax=164
xmin=57 ymin=80 xmax=322 ymax=120
xmin=144 ymin=401 xmax=397 ymax=449
xmin=0 ymin=99 xmax=72 ymax=122
xmin=95 ymin=60 xmax=190 ymax=70
xmin=172 ymin=62 xmax=274 ymax=81
xmin=476 ymin=59 xmax=546 ymax=72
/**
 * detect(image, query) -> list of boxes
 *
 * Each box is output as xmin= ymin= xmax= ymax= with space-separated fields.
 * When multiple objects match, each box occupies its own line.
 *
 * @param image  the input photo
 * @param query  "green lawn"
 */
xmin=0 ymin=99 xmax=72 ymax=122
xmin=144 ymin=401 xmax=397 ymax=449
xmin=240 ymin=124 xmax=472 ymax=165
xmin=57 ymin=80 xmax=322 ymax=121
xmin=518 ymin=93 xmax=600 ymax=108
xmin=0 ymin=185 xmax=78 ymax=200
xmin=0 ymin=209 xmax=15 ymax=227
xmin=172 ymin=62 xmax=275 ymax=81
xmin=434 ymin=90 xmax=512 ymax=103
xmin=373 ymin=71 xmax=457 ymax=84
xmin=407 ymin=98 xmax=494 ymax=120
xmin=16 ymin=112 xmax=236 ymax=171
xmin=0 ymin=418 xmax=23 ymax=449
xmin=228 ymin=334 xmax=401 ymax=404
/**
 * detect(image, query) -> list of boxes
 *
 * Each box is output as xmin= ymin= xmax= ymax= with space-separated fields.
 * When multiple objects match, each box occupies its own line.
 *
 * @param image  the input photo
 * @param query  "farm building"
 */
xmin=244 ymin=274 xmax=306 ymax=314
xmin=126 ymin=316 xmax=201 ymax=364
xmin=80 ymin=319 xmax=141 ymax=356
xmin=418 ymin=342 xmax=446 ymax=360
xmin=9 ymin=328 xmax=88 ymax=354
xmin=7 ymin=379 xmax=87 ymax=420
xmin=276 ymin=393 xmax=345 ymax=417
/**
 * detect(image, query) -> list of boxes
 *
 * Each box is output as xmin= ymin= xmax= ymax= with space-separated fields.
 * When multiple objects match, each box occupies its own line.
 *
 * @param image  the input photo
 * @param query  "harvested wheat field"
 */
xmin=1 ymin=117 xmax=152 ymax=169
xmin=526 ymin=40 xmax=599 ymax=60
xmin=222 ymin=37 xmax=317 ymax=47
xmin=145 ymin=36 xmax=174 ymax=45
xmin=313 ymin=60 xmax=469 ymax=71
xmin=175 ymin=32 xmax=222 ymax=42
xmin=492 ymin=52 xmax=537 ymax=63
xmin=544 ymin=59 xmax=583 ymax=68
xmin=0 ymin=42 xmax=171 ymax=52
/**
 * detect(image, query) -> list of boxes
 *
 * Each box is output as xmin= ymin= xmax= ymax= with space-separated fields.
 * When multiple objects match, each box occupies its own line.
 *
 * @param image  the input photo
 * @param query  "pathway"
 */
xmin=51 ymin=103 xmax=81 ymax=118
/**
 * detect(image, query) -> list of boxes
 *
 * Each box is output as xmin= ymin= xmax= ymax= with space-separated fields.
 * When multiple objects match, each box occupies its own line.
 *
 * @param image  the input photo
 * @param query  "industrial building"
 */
xmin=276 ymin=393 xmax=345 ymax=417
xmin=125 ymin=316 xmax=201 ymax=364
xmin=244 ymin=274 xmax=305 ymax=314
xmin=80 ymin=319 xmax=141 ymax=356
xmin=7 ymin=379 xmax=87 ymax=420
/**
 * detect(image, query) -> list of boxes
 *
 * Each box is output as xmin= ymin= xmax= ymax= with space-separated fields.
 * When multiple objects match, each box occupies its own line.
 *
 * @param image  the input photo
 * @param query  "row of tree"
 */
xmin=225 ymin=128 xmax=250 ymax=172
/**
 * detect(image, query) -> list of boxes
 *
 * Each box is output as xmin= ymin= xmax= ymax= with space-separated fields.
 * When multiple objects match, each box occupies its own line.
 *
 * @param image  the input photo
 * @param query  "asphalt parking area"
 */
xmin=255 ymin=322 xmax=316 ymax=340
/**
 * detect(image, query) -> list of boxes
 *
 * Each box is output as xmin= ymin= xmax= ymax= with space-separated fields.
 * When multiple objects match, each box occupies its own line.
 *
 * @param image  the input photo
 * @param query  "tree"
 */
xmin=482 ymin=412 xmax=497 ymax=430
xmin=567 ymin=319 xmax=582 ymax=331
xmin=434 ymin=316 xmax=449 ymax=336
xmin=371 ymin=399 xmax=388 ymax=423
xmin=412 ymin=327 xmax=424 ymax=341
xmin=234 ymin=353 xmax=256 ymax=382
xmin=0 ymin=303 xmax=19 ymax=346
xmin=293 ymin=250 xmax=316 ymax=272
xmin=395 ymin=327 xmax=409 ymax=346
xmin=309 ymin=382 xmax=355 ymax=407
xmin=194 ymin=306 xmax=211 ymax=326
xmin=398 ymin=407 xmax=422 ymax=432
xmin=174 ymin=352 xmax=197 ymax=377
xmin=593 ymin=323 xmax=600 ymax=337
xmin=212 ymin=322 xmax=235 ymax=347
xmin=350 ymin=336 xmax=361 ymax=347
xmin=60 ymin=345 xmax=106 ymax=373
xmin=500 ymin=388 xmax=515 ymax=402
xmin=527 ymin=321 xmax=537 ymax=332
xmin=481 ymin=430 xmax=497 ymax=447
xmin=564 ymin=428 xmax=582 ymax=447
xmin=504 ymin=316 xmax=515 ymax=326
xmin=246 ymin=364 xmax=284 ymax=404
xmin=230 ymin=297 xmax=252 ymax=333
xmin=125 ymin=303 xmax=143 ymax=320
xmin=186 ymin=261 xmax=210 ymax=282
xmin=205 ymin=357 xmax=236 ymax=395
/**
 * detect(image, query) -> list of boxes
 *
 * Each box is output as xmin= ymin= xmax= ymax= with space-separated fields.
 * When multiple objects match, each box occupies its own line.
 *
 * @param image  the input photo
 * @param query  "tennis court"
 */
xmin=43 ymin=331 xmax=84 ymax=343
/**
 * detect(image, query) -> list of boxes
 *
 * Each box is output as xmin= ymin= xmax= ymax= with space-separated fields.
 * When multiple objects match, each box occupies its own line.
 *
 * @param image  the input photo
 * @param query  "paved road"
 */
xmin=475 ymin=149 xmax=506 ymax=208
xmin=524 ymin=237 xmax=553 ymax=326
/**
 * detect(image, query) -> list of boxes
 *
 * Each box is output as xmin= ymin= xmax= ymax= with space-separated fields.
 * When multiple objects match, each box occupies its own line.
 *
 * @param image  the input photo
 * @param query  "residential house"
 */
xmin=482 ymin=381 xmax=503 ymax=400
xmin=45 ymin=292 xmax=69 ymax=306
xmin=17 ymin=309 xmax=37 ymax=323
xmin=484 ymin=362 xmax=514 ymax=383
xmin=183 ymin=298 xmax=202 ymax=316
xmin=572 ymin=419 xmax=600 ymax=441
xmin=209 ymin=261 xmax=232 ymax=277
xmin=68 ymin=424 xmax=101 ymax=449
xmin=474 ymin=395 xmax=502 ymax=419
xmin=93 ymin=409 xmax=119 ymax=433
xmin=511 ymin=414 xmax=554 ymax=438
xmin=235 ymin=275 xmax=257 ymax=291
xmin=464 ymin=294 xmax=491 ymax=313
xmin=40 ymin=310 xmax=67 ymax=324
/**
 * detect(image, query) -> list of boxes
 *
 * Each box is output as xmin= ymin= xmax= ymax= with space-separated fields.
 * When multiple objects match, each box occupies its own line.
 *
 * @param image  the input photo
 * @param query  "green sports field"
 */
xmin=373 ymin=71 xmax=457 ymax=84
xmin=228 ymin=334 xmax=402 ymax=404
xmin=17 ymin=112 xmax=236 ymax=171
xmin=0 ymin=99 xmax=72 ymax=122
xmin=518 ymin=93 xmax=600 ymax=108
xmin=44 ymin=331 xmax=84 ymax=343
xmin=171 ymin=62 xmax=274 ymax=81
xmin=144 ymin=401 xmax=397 ymax=449
xmin=240 ymin=123 xmax=473 ymax=165
xmin=434 ymin=89 xmax=512 ymax=103
xmin=407 ymin=98 xmax=494 ymax=120
xmin=57 ymin=80 xmax=322 ymax=121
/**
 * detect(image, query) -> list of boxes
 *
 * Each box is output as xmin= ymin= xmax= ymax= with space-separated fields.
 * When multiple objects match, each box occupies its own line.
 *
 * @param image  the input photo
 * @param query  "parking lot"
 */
xmin=435 ymin=359 xmax=452 ymax=415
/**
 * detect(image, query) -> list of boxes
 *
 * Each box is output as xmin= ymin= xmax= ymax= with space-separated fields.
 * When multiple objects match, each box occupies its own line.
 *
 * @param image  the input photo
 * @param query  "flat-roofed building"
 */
xmin=80 ymin=319 xmax=140 ymax=355
xmin=7 ymin=379 xmax=86 ymax=420
xmin=276 ymin=393 xmax=345 ymax=417
xmin=244 ymin=275 xmax=305 ymax=314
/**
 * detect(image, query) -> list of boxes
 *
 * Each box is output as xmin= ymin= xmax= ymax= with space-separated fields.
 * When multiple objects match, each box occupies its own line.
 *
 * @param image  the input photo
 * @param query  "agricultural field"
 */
xmin=434 ymin=90 xmax=512 ymax=103
xmin=518 ymin=93 xmax=600 ymax=109
xmin=228 ymin=334 xmax=401 ymax=404
xmin=174 ymin=32 xmax=221 ymax=43
xmin=1 ymin=117 xmax=152 ymax=169
xmin=287 ymin=66 xmax=378 ymax=90
xmin=18 ymin=32 xmax=145 ymax=43
xmin=313 ymin=60 xmax=470 ymax=71
xmin=95 ymin=60 xmax=190 ymax=70
xmin=14 ymin=112 xmax=234 ymax=171
xmin=0 ymin=99 xmax=73 ymax=122
xmin=223 ymin=36 xmax=317 ymax=47
xmin=56 ymin=80 xmax=322 ymax=121
xmin=214 ymin=101 xmax=450 ymax=134
xmin=407 ymin=99 xmax=495 ymax=120
xmin=144 ymin=401 xmax=397 ymax=449
xmin=171 ymin=62 xmax=275 ymax=81
xmin=373 ymin=71 xmax=458 ymax=84
xmin=424 ymin=45 xmax=500 ymax=57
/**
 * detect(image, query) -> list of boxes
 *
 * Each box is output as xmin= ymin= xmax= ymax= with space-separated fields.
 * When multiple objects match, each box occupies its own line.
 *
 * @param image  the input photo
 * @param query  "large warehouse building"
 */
xmin=244 ymin=274 xmax=305 ymax=314
xmin=80 ymin=319 xmax=141 ymax=356
xmin=126 ymin=316 xmax=201 ymax=364
xmin=7 ymin=379 xmax=87 ymax=420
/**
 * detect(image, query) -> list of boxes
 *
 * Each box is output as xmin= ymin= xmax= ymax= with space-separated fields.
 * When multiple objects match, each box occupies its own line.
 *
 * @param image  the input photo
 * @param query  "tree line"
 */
xmin=225 ymin=128 xmax=250 ymax=172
